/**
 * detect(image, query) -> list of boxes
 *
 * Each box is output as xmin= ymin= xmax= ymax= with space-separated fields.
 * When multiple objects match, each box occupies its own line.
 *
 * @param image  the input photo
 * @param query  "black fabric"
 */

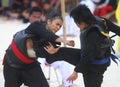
xmin=33 ymin=38 xmax=61 ymax=58
xmin=13 ymin=30 xmax=34 ymax=57
xmin=3 ymin=21 xmax=60 ymax=87
xmin=5 ymin=22 xmax=60 ymax=68
xmin=13 ymin=30 xmax=37 ymax=60
xmin=74 ymin=25 xmax=110 ymax=72
xmin=5 ymin=30 xmax=36 ymax=69
xmin=25 ymin=22 xmax=59 ymax=42
xmin=104 ymin=18 xmax=120 ymax=36
xmin=46 ymin=47 xmax=81 ymax=66
xmin=83 ymin=64 xmax=107 ymax=87
xmin=25 ymin=22 xmax=60 ymax=58
xmin=95 ymin=17 xmax=120 ymax=36
xmin=74 ymin=17 xmax=120 ymax=73
xmin=3 ymin=62 xmax=49 ymax=87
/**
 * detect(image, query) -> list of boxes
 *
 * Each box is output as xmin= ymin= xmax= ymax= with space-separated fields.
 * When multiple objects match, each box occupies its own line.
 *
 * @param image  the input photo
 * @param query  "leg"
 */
xmin=46 ymin=47 xmax=81 ymax=66
xmin=3 ymin=63 xmax=22 ymax=87
xmin=22 ymin=63 xmax=49 ymax=87
xmin=83 ymin=72 xmax=103 ymax=87
xmin=83 ymin=65 xmax=107 ymax=87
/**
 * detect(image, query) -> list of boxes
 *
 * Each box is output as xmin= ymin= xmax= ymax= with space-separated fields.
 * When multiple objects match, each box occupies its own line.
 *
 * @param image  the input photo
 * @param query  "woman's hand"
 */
xmin=44 ymin=42 xmax=60 ymax=54
xmin=65 ymin=40 xmax=75 ymax=47
xmin=67 ymin=71 xmax=78 ymax=83
xmin=55 ymin=38 xmax=75 ymax=47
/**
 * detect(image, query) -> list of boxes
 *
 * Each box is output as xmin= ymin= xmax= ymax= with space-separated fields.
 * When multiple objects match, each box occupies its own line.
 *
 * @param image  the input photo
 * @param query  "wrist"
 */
xmin=74 ymin=71 xmax=78 ymax=74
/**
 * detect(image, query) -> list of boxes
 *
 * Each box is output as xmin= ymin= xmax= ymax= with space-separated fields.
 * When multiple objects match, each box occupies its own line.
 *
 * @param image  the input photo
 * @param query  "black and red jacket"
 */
xmin=4 ymin=30 xmax=36 ymax=68
xmin=3 ymin=22 xmax=60 ymax=69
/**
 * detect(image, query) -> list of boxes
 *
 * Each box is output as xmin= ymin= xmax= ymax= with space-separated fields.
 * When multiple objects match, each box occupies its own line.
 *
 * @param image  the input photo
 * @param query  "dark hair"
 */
xmin=29 ymin=7 xmax=43 ymax=15
xmin=70 ymin=4 xmax=95 ymax=24
xmin=43 ymin=0 xmax=50 ymax=4
xmin=47 ymin=11 xmax=63 ymax=21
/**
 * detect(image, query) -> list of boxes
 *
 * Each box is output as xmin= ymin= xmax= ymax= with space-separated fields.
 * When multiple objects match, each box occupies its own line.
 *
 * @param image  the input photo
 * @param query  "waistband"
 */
xmin=92 ymin=54 xmax=120 ymax=65
xmin=11 ymin=39 xmax=34 ymax=64
xmin=92 ymin=57 xmax=110 ymax=65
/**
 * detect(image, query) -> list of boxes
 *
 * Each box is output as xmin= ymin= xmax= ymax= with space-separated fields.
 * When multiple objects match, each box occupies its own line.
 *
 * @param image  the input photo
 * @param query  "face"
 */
xmin=47 ymin=18 xmax=63 ymax=33
xmin=31 ymin=1 xmax=38 ymax=7
xmin=29 ymin=12 xmax=42 ymax=23
xmin=76 ymin=22 xmax=89 ymax=30
xmin=43 ymin=3 xmax=51 ymax=11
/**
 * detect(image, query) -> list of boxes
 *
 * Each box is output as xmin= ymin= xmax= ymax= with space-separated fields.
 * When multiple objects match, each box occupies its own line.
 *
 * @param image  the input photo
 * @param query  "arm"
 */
xmin=67 ymin=71 xmax=78 ymax=83
xmin=26 ymin=22 xmax=74 ymax=46
xmin=55 ymin=38 xmax=75 ymax=47
xmin=26 ymin=39 xmax=36 ymax=58
xmin=26 ymin=22 xmax=59 ymax=42
xmin=104 ymin=18 xmax=120 ymax=36
xmin=44 ymin=42 xmax=60 ymax=54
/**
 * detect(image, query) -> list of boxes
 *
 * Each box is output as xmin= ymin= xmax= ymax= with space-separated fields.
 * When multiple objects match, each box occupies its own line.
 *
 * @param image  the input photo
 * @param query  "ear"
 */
xmin=47 ymin=19 xmax=51 ymax=24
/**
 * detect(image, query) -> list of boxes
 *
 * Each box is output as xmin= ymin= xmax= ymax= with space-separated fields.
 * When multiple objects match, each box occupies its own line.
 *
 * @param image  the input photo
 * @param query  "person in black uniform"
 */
xmin=44 ymin=4 xmax=120 ymax=87
xmin=2 ymin=11 xmax=74 ymax=87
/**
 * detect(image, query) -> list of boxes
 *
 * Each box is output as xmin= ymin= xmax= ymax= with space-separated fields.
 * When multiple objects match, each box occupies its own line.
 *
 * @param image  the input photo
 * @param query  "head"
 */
xmin=29 ymin=7 xmax=43 ymax=23
xmin=43 ymin=1 xmax=51 ymax=11
xmin=30 ymin=0 xmax=38 ymax=7
xmin=70 ymin=4 xmax=95 ymax=30
xmin=46 ymin=12 xmax=63 ymax=34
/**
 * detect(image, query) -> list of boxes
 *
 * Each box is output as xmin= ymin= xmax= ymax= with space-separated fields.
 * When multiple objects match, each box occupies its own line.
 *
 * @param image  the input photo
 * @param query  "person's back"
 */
xmin=66 ymin=4 xmax=120 ymax=87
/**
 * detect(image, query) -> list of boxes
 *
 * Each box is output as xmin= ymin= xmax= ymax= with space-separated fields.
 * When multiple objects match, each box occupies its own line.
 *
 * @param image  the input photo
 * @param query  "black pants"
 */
xmin=46 ymin=47 xmax=81 ymax=66
xmin=3 ymin=62 xmax=49 ymax=87
xmin=83 ymin=64 xmax=108 ymax=87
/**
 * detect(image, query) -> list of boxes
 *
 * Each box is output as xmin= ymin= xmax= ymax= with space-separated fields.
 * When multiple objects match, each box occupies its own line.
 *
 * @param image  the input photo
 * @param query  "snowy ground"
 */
xmin=0 ymin=19 xmax=120 ymax=87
